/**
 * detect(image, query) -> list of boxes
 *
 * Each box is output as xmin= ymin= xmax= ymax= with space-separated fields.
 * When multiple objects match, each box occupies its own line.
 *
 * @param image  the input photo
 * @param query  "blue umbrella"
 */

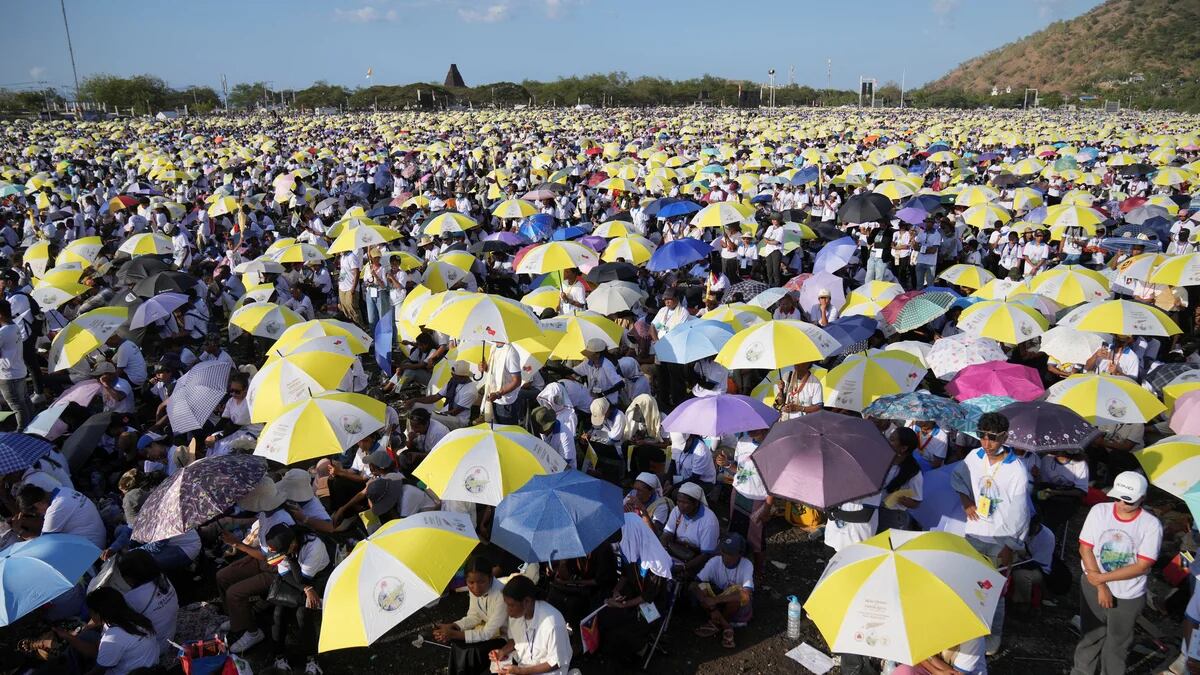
xmin=0 ymin=433 xmax=52 ymax=475
xmin=1025 ymin=205 xmax=1048 ymax=224
xmin=493 ymin=471 xmax=624 ymax=563
xmin=902 ymin=195 xmax=942 ymax=212
xmin=374 ymin=308 xmax=395 ymax=372
xmin=518 ymin=213 xmax=555 ymax=241
xmin=812 ymin=236 xmax=857 ymax=273
xmin=823 ymin=316 xmax=878 ymax=354
xmin=653 ymin=319 xmax=735 ymax=364
xmin=367 ymin=205 xmax=401 ymax=218
xmin=948 ymin=395 xmax=1017 ymax=437
xmin=645 ymin=197 xmax=694 ymax=218
xmin=550 ymin=225 xmax=588 ymax=241
xmin=1 ymin=534 xmax=100 ymax=625
xmin=657 ymin=200 xmax=702 ymax=219
xmin=346 ymin=182 xmax=372 ymax=200
xmin=750 ymin=194 xmax=773 ymax=204
xmin=863 ymin=391 xmax=967 ymax=425
xmin=647 ymin=238 xmax=713 ymax=272
xmin=790 ymin=165 xmax=820 ymax=186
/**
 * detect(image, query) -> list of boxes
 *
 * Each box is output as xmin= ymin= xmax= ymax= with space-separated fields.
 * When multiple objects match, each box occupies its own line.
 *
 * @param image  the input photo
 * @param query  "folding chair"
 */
xmin=643 ymin=577 xmax=683 ymax=670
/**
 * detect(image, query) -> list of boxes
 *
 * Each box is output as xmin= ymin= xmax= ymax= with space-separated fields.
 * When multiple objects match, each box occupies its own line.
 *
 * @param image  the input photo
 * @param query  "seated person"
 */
xmin=1011 ymin=517 xmax=1056 ymax=611
xmin=892 ymin=637 xmax=986 ymax=675
xmin=623 ymin=472 xmax=672 ymax=536
xmin=595 ymin=513 xmax=672 ymax=667
xmin=489 ymin=575 xmax=572 ymax=675
xmin=401 ymin=360 xmax=479 ymax=430
xmin=691 ymin=533 xmax=754 ymax=649
xmin=545 ymin=536 xmax=618 ymax=630
xmin=433 ymin=556 xmax=508 ymax=675
xmin=660 ymin=482 xmax=719 ymax=578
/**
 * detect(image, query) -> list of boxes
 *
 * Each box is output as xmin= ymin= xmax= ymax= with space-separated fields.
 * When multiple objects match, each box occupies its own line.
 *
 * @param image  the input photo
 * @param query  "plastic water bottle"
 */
xmin=881 ymin=661 xmax=897 ymax=675
xmin=786 ymin=595 xmax=803 ymax=639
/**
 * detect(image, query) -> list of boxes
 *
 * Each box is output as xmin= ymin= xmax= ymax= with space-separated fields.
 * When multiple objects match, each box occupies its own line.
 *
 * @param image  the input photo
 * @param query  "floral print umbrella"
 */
xmin=132 ymin=454 xmax=268 ymax=544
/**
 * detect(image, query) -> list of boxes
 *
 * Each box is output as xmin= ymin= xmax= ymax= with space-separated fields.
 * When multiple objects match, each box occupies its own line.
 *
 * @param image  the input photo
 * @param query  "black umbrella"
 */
xmin=116 ymin=256 xmax=172 ymax=285
xmin=133 ymin=271 xmax=198 ymax=298
xmin=586 ymin=262 xmax=638 ymax=284
xmin=534 ymin=181 xmax=569 ymax=194
xmin=991 ymin=173 xmax=1023 ymax=188
xmin=470 ymin=240 xmax=515 ymax=254
xmin=812 ymin=223 xmax=847 ymax=241
xmin=727 ymin=279 xmax=768 ymax=302
xmin=1118 ymin=163 xmax=1154 ymax=176
xmin=605 ymin=210 xmax=633 ymax=223
xmin=997 ymin=401 xmax=1100 ymax=453
xmin=62 ymin=412 xmax=117 ymax=471
xmin=838 ymin=193 xmax=893 ymax=224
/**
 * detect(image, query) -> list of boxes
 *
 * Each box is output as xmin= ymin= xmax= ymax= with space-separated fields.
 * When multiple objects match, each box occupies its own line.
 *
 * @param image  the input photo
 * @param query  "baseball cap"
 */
xmin=583 ymin=337 xmax=608 ymax=354
xmin=1107 ymin=471 xmax=1148 ymax=503
xmin=719 ymin=532 xmax=745 ymax=555
xmin=590 ymin=398 xmax=610 ymax=426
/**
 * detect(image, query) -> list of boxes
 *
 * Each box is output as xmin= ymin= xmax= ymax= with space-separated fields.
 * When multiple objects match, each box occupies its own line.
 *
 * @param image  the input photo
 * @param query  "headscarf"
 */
xmin=677 ymin=480 xmax=708 ymax=507
xmin=634 ymin=471 xmax=662 ymax=498
xmin=619 ymin=512 xmax=673 ymax=580
xmin=624 ymin=393 xmax=661 ymax=442
xmin=536 ymin=381 xmax=577 ymax=436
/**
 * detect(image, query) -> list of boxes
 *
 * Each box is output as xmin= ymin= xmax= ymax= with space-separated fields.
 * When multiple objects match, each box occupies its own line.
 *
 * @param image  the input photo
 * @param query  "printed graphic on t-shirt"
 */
xmin=1095 ymin=529 xmax=1136 ymax=573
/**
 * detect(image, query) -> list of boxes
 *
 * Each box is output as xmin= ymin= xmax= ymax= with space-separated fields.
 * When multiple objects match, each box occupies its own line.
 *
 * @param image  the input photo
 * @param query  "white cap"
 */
xmin=590 ymin=398 xmax=610 ymax=426
xmin=1107 ymin=471 xmax=1148 ymax=504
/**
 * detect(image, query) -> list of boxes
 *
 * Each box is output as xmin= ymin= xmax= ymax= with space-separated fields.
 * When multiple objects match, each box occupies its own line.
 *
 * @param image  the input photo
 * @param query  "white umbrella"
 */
xmin=926 ymin=333 xmax=1006 ymax=380
xmin=585 ymin=281 xmax=647 ymax=315
xmin=1039 ymin=325 xmax=1109 ymax=366
xmin=130 ymin=292 xmax=189 ymax=330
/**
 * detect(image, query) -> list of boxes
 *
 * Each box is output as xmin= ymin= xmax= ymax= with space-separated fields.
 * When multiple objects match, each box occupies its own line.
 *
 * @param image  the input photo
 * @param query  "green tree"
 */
xmin=228 ymin=82 xmax=276 ymax=110
xmin=78 ymin=74 xmax=173 ymax=114
xmin=295 ymin=81 xmax=351 ymax=109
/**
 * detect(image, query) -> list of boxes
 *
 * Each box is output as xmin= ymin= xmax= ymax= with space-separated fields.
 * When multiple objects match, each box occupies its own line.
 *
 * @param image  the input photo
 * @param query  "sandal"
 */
xmin=693 ymin=623 xmax=719 ymax=638
xmin=721 ymin=628 xmax=736 ymax=649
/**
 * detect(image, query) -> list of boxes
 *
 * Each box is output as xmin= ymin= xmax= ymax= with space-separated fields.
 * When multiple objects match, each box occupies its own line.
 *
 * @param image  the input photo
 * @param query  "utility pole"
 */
xmin=221 ymin=74 xmax=229 ymax=109
xmin=59 ymin=0 xmax=81 ymax=101
xmin=788 ymin=65 xmax=795 ymax=86
xmin=900 ymin=69 xmax=906 ymax=109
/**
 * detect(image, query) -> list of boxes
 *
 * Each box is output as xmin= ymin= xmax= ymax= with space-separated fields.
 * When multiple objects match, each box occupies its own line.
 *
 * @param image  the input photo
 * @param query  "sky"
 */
xmin=2 ymin=0 xmax=1106 ymax=96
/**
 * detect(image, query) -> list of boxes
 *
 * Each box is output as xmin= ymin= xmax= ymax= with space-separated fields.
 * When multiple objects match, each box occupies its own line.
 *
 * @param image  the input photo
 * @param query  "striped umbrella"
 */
xmin=881 ymin=291 xmax=956 ymax=334
xmin=167 ymin=360 xmax=233 ymax=433
xmin=1045 ymin=374 xmax=1167 ymax=424
xmin=0 ymin=433 xmax=52 ymax=475
xmin=1136 ymin=435 xmax=1200 ymax=499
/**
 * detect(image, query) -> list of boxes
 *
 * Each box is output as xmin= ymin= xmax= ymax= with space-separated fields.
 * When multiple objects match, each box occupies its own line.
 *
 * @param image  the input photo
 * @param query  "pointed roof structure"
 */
xmin=444 ymin=64 xmax=466 ymax=88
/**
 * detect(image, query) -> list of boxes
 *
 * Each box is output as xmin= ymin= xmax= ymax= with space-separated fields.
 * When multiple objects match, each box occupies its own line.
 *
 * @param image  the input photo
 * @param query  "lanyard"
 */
xmin=521 ymin=614 xmax=537 ymax=664
xmin=917 ymin=427 xmax=937 ymax=452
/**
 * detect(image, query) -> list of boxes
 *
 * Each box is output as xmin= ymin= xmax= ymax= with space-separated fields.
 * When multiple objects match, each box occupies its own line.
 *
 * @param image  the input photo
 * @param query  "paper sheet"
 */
xmin=784 ymin=642 xmax=835 ymax=675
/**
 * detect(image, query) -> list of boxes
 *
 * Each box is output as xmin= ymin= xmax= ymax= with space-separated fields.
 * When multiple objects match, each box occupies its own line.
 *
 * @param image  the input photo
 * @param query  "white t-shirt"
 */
xmin=507 ymin=601 xmax=573 ymax=675
xmin=1037 ymin=456 xmax=1088 ymax=491
xmin=115 ymin=340 xmax=148 ymax=386
xmin=697 ymin=556 xmax=755 ymax=592
xmin=732 ymin=439 xmax=768 ymax=502
xmin=663 ymin=503 xmax=720 ymax=555
xmin=96 ymin=625 xmax=161 ymax=675
xmin=913 ymin=426 xmax=949 ymax=469
xmin=915 ymin=229 xmax=942 ymax=266
xmin=338 ymin=251 xmax=361 ymax=293
xmin=123 ymin=580 xmax=179 ymax=652
xmin=0 ymin=322 xmax=25 ymax=379
xmin=490 ymin=344 xmax=523 ymax=406
xmin=44 ymin=487 xmax=107 ymax=549
xmin=957 ymin=449 xmax=1030 ymax=544
xmin=1078 ymin=502 xmax=1162 ymax=599
xmin=824 ymin=492 xmax=881 ymax=552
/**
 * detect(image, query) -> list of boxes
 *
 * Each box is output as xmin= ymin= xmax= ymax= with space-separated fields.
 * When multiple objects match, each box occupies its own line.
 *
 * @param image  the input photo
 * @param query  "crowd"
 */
xmin=0 ymin=106 xmax=1199 ymax=675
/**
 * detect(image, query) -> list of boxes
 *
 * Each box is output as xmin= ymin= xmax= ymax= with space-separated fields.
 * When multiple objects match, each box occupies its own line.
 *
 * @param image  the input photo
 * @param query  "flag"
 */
xmin=366 ymin=67 xmax=373 ymax=79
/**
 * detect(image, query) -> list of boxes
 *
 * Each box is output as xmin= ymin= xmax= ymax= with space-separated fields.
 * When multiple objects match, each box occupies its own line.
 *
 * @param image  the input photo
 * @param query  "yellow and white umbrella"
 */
xmin=423 ymin=211 xmax=478 ymax=236
xmin=1041 ymin=204 xmax=1104 ymax=233
xmin=1028 ymin=265 xmax=1110 ymax=306
xmin=691 ymin=201 xmax=755 ymax=228
xmin=247 ymin=351 xmax=355 ymax=423
xmin=701 ymin=303 xmax=771 ymax=332
xmin=515 ymin=241 xmax=599 ymax=274
xmin=271 ymin=319 xmax=372 ymax=355
xmin=520 ymin=286 xmax=560 ymax=313
xmin=961 ymin=203 xmax=1011 ymax=229
xmin=413 ymin=424 xmax=567 ymax=506
xmin=25 ymin=240 xmax=52 ymax=278
xmin=269 ymin=243 xmax=329 ymax=265
xmin=1149 ymin=253 xmax=1200 ymax=287
xmin=31 ymin=282 xmax=89 ymax=310
xmin=953 ymin=185 xmax=998 ymax=206
xmin=57 ymin=236 xmax=103 ymax=268
xmin=1058 ymin=299 xmax=1181 ymax=336
xmin=326 ymin=224 xmax=400 ymax=254
xmin=938 ymin=264 xmax=995 ymax=290
xmin=593 ymin=220 xmax=636 ymax=238
xmin=319 ymin=511 xmax=478 ymax=652
xmin=545 ymin=313 xmax=623 ymax=360
xmin=228 ymin=301 xmax=302 ymax=340
xmin=1135 ymin=435 xmax=1200 ymax=499
xmin=715 ymin=320 xmax=841 ymax=370
xmin=48 ymin=307 xmax=129 ymax=372
xmin=254 ymin=392 xmax=386 ymax=465
xmin=491 ymin=198 xmax=539 ymax=219
xmin=822 ymin=349 xmax=926 ymax=412
xmin=1045 ymin=374 xmax=1166 ymax=424
xmin=207 ymin=195 xmax=240 ymax=217
xmin=602 ymin=235 xmax=656 ymax=265
xmin=955 ymin=300 xmax=1049 ymax=344
xmin=425 ymin=293 xmax=540 ymax=343
xmin=118 ymin=233 xmax=173 ymax=257
xmin=804 ymin=529 xmax=1005 ymax=666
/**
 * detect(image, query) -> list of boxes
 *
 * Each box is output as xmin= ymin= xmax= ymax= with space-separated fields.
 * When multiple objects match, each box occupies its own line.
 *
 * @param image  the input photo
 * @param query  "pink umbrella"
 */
xmin=946 ymin=362 xmax=1045 ymax=402
xmin=52 ymin=379 xmax=104 ymax=408
xmin=1170 ymin=390 xmax=1200 ymax=435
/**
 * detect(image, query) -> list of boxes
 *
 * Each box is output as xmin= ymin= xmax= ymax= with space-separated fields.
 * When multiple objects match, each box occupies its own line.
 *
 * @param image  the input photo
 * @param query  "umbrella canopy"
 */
xmin=996 ymin=400 xmax=1101 ymax=452
xmin=864 ymin=391 xmax=967 ymax=426
xmin=946 ymin=362 xmax=1045 ymax=402
xmin=272 ymin=319 xmax=373 ymax=355
xmin=1146 ymin=363 xmax=1200 ymax=397
xmin=414 ymin=424 xmax=567 ymax=506
xmin=1039 ymin=326 xmax=1110 ymax=367
xmin=938 ymin=264 xmax=995 ymax=290
xmin=248 ymin=351 xmax=355 ymax=423
xmin=926 ymin=333 xmax=1007 ymax=380
xmin=822 ymin=350 xmax=926 ymax=412
xmin=129 ymin=292 xmax=189 ymax=330
xmin=1136 ymin=435 xmax=1200 ymax=499
xmin=585 ymin=262 xmax=638 ymax=284
xmin=255 ymin=392 xmax=387 ymax=465
xmin=804 ymin=529 xmax=1004 ymax=666
xmin=1171 ymin=392 xmax=1200 ymax=435
xmin=327 ymin=224 xmax=401 ymax=254
xmin=166 ymin=360 xmax=233 ymax=433
xmin=48 ymin=307 xmax=129 ymax=372
xmin=1058 ymin=299 xmax=1181 ymax=337
xmin=117 ymin=232 xmax=173 ymax=257
xmin=0 ymin=433 xmax=52 ymax=475
xmin=515 ymin=241 xmax=599 ymax=274
xmin=585 ymin=280 xmax=647 ymax=315
xmin=653 ymin=319 xmax=735 ymax=364
xmin=752 ymin=411 xmax=894 ymax=508
xmin=1028 ymin=265 xmax=1111 ymax=307
xmin=646 ymin=238 xmax=712 ymax=272
xmin=132 ymin=454 xmax=268 ymax=543
xmin=955 ymin=300 xmax=1048 ymax=344
xmin=715 ymin=320 xmax=841 ymax=370
xmin=797 ymin=271 xmax=847 ymax=318
xmin=228 ymin=301 xmax=302 ymax=340
xmin=812 ymin=237 xmax=858 ymax=274
xmin=881 ymin=291 xmax=955 ymax=334
xmin=493 ymin=470 xmax=624 ymax=563
xmin=661 ymin=393 xmax=779 ymax=437
xmin=61 ymin=412 xmax=115 ymax=471
xmin=0 ymin=534 xmax=101 ymax=626
xmin=545 ymin=313 xmax=623 ymax=360
xmin=132 ymin=270 xmax=197 ymax=298
xmin=823 ymin=315 xmax=879 ymax=355
xmin=425 ymin=293 xmax=540 ymax=343
xmin=319 ymin=511 xmax=479 ymax=652
xmin=1045 ymin=374 xmax=1166 ymax=424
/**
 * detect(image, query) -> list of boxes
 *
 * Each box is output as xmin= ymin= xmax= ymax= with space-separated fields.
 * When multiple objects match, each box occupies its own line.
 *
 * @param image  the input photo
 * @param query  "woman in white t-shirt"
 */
xmin=55 ymin=588 xmax=160 ymax=675
xmin=117 ymin=550 xmax=179 ymax=655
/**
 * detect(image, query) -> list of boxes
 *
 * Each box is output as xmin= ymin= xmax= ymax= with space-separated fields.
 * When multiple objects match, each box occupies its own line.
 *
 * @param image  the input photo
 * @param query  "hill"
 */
xmin=927 ymin=0 xmax=1200 ymax=107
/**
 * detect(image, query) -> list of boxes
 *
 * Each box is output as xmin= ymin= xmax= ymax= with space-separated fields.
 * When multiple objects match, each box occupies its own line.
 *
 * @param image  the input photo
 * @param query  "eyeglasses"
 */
xmin=979 ymin=431 xmax=1007 ymax=441
xmin=229 ymin=388 xmax=245 ymax=395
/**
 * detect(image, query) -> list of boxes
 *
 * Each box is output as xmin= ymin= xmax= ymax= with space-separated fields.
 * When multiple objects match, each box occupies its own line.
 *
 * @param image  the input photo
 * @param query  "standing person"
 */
xmin=913 ymin=220 xmax=942 ymax=289
xmin=893 ymin=221 xmax=915 ymax=289
xmin=0 ymin=299 xmax=32 ymax=428
xmin=1071 ymin=471 xmax=1161 ymax=675
xmin=953 ymin=412 xmax=1030 ymax=655
xmin=337 ymin=249 xmax=362 ymax=326
xmin=760 ymin=213 xmax=785 ymax=287
xmin=559 ymin=268 xmax=588 ymax=317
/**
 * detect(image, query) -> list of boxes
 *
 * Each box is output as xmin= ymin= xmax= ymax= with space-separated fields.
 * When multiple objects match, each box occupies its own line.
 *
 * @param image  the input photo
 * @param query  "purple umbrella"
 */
xmin=579 ymin=235 xmax=608 ymax=252
xmin=996 ymin=400 xmax=1101 ymax=453
xmin=661 ymin=394 xmax=779 ymax=437
xmin=896 ymin=206 xmax=929 ymax=225
xmin=797 ymin=271 xmax=846 ymax=318
xmin=132 ymin=454 xmax=268 ymax=544
xmin=486 ymin=231 xmax=531 ymax=247
xmin=52 ymin=379 xmax=103 ymax=408
xmin=751 ymin=410 xmax=894 ymax=509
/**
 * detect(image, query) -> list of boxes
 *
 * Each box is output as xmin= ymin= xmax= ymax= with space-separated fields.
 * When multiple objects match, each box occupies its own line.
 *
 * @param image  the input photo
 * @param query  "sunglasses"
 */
xmin=979 ymin=431 xmax=1008 ymax=441
xmin=229 ymin=388 xmax=245 ymax=395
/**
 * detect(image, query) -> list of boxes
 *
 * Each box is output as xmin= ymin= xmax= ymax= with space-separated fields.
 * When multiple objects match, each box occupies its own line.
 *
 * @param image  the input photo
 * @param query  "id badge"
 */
xmin=639 ymin=601 xmax=661 ymax=623
xmin=976 ymin=495 xmax=993 ymax=518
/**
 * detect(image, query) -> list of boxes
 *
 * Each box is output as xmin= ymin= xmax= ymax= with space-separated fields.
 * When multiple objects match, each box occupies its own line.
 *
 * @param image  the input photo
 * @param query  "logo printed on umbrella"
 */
xmin=375 ymin=576 xmax=406 ymax=612
xmin=263 ymin=320 xmax=281 ymax=335
xmin=463 ymin=466 xmax=490 ymax=494
xmin=485 ymin=326 xmax=496 ymax=337
xmin=341 ymin=415 xmax=363 ymax=435
xmin=1106 ymin=398 xmax=1127 ymax=419
xmin=744 ymin=341 xmax=764 ymax=363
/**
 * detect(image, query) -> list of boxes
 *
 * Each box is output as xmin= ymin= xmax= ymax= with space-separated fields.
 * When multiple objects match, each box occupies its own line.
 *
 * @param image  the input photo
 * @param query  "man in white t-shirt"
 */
xmin=913 ymin=221 xmax=943 ymax=288
xmin=692 ymin=533 xmax=755 ymax=645
xmin=17 ymin=484 xmax=108 ymax=550
xmin=337 ymin=250 xmax=362 ymax=325
xmin=1072 ymin=471 xmax=1162 ymax=675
